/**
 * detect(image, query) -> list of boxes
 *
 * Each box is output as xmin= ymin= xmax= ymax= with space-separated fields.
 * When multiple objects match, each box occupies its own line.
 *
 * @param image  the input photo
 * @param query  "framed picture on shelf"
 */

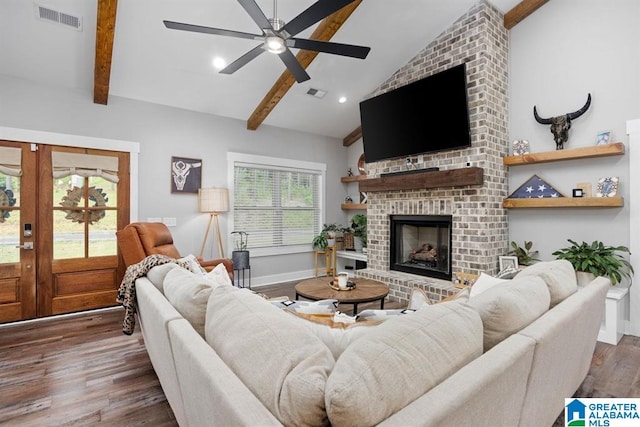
xmin=170 ymin=156 xmax=202 ymax=194
xmin=595 ymin=130 xmax=612 ymax=146
xmin=512 ymin=139 xmax=530 ymax=155
xmin=596 ymin=176 xmax=619 ymax=197
xmin=499 ymin=256 xmax=518 ymax=271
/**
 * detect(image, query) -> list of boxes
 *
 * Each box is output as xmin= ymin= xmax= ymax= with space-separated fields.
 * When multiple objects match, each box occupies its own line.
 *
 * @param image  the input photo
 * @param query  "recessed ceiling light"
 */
xmin=212 ymin=57 xmax=226 ymax=70
xmin=338 ymin=96 xmax=347 ymax=104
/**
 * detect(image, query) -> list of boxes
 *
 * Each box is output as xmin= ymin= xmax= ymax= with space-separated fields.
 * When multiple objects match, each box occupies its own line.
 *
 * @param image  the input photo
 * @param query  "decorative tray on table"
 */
xmin=328 ymin=281 xmax=356 ymax=291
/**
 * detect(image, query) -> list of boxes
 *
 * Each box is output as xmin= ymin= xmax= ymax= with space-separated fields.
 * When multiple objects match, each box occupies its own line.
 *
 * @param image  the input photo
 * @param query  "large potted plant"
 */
xmin=552 ymin=239 xmax=634 ymax=285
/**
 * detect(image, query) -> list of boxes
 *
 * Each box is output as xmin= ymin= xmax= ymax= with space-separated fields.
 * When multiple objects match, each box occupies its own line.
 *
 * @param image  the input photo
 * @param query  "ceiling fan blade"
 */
xmin=237 ymin=0 xmax=272 ymax=31
xmin=163 ymin=20 xmax=261 ymax=41
xmin=219 ymin=45 xmax=266 ymax=75
xmin=278 ymin=49 xmax=310 ymax=83
xmin=281 ymin=0 xmax=357 ymax=37
xmin=288 ymin=38 xmax=370 ymax=59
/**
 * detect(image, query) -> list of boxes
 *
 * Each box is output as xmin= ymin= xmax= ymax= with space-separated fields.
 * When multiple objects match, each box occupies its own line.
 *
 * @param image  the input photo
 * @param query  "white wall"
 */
xmin=508 ymin=0 xmax=640 ymax=269
xmin=0 ymin=74 xmax=348 ymax=286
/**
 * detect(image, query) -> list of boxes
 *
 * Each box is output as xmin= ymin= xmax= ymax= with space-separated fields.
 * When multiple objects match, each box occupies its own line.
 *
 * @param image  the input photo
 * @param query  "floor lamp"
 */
xmin=198 ymin=187 xmax=229 ymax=258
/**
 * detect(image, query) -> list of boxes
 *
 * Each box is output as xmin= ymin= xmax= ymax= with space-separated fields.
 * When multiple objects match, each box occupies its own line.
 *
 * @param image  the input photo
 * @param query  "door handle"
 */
xmin=15 ymin=242 xmax=34 ymax=250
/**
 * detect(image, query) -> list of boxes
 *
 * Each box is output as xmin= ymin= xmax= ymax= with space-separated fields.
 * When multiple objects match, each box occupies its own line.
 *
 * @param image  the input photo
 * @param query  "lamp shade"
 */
xmin=198 ymin=187 xmax=229 ymax=213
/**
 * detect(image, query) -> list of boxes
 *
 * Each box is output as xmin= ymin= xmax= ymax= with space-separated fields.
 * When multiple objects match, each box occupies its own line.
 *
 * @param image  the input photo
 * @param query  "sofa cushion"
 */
xmin=467 ymin=275 xmax=550 ymax=351
xmin=287 ymin=313 xmax=378 ymax=359
xmin=205 ymin=285 xmax=334 ymax=426
xmin=146 ymin=263 xmax=179 ymax=293
xmin=515 ymin=259 xmax=577 ymax=307
xmin=325 ymin=301 xmax=483 ymax=426
xmin=164 ymin=267 xmax=222 ymax=337
xmin=470 ymin=272 xmax=507 ymax=298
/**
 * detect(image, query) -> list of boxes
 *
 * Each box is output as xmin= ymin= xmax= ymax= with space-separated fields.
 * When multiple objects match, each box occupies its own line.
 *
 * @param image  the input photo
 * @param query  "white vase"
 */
xmin=576 ymin=271 xmax=596 ymax=287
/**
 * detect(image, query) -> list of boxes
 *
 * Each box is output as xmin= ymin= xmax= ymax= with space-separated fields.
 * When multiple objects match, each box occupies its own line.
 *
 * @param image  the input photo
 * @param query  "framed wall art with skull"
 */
xmin=171 ymin=156 xmax=202 ymax=194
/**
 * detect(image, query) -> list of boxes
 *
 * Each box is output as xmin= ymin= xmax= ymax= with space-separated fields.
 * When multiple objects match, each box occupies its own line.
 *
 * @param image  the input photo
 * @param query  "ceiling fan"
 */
xmin=163 ymin=0 xmax=371 ymax=83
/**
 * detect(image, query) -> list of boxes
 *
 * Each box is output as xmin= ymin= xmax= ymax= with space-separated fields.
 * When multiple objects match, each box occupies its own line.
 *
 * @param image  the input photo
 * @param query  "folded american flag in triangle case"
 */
xmin=509 ymin=174 xmax=566 ymax=198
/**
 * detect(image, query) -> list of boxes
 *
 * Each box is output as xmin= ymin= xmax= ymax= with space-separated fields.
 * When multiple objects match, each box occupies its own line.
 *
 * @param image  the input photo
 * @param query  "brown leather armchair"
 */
xmin=116 ymin=222 xmax=233 ymax=278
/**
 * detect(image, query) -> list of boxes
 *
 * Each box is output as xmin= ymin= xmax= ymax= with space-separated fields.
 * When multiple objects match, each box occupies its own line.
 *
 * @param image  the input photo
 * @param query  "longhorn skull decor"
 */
xmin=533 ymin=93 xmax=591 ymax=150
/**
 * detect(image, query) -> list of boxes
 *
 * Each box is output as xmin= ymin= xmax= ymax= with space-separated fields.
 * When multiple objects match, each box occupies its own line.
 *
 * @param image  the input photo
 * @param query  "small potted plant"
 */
xmin=231 ymin=231 xmax=250 ymax=270
xmin=351 ymin=214 xmax=367 ymax=253
xmin=552 ymin=239 xmax=634 ymax=285
xmin=312 ymin=231 xmax=328 ymax=250
xmin=507 ymin=241 xmax=540 ymax=266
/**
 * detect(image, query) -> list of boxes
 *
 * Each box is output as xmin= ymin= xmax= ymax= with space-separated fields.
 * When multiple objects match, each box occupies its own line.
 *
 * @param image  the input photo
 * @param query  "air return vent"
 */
xmin=34 ymin=3 xmax=83 ymax=31
xmin=306 ymin=88 xmax=327 ymax=99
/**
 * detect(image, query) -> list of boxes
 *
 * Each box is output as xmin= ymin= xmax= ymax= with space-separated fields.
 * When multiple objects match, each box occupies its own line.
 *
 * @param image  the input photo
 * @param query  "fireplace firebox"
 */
xmin=390 ymin=215 xmax=452 ymax=280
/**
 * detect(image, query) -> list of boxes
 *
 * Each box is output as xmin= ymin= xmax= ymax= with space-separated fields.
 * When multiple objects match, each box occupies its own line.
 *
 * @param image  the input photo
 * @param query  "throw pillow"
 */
xmin=408 ymin=287 xmax=432 ymax=309
xmin=205 ymin=262 xmax=233 ymax=287
xmin=496 ymin=265 xmax=521 ymax=279
xmin=270 ymin=299 xmax=338 ymax=315
xmin=177 ymin=254 xmax=207 ymax=275
xmin=467 ymin=275 xmax=550 ymax=351
xmin=356 ymin=308 xmax=416 ymax=323
xmin=515 ymin=259 xmax=577 ymax=307
xmin=163 ymin=267 xmax=218 ymax=337
xmin=325 ymin=301 xmax=483 ymax=426
xmin=205 ymin=285 xmax=334 ymax=427
xmin=440 ymin=286 xmax=470 ymax=303
xmin=469 ymin=272 xmax=507 ymax=298
xmin=146 ymin=263 xmax=179 ymax=293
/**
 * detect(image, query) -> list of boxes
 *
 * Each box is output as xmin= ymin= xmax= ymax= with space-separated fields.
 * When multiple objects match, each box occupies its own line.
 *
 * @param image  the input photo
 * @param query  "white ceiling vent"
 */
xmin=306 ymin=88 xmax=327 ymax=99
xmin=34 ymin=3 xmax=83 ymax=31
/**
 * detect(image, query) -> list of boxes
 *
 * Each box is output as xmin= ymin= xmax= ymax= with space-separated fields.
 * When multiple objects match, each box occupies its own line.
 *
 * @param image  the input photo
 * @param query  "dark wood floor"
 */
xmin=0 ymin=281 xmax=638 ymax=426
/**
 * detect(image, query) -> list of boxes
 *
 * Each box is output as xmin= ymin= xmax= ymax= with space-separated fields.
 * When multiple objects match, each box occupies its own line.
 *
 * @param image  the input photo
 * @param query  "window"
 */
xmin=228 ymin=153 xmax=326 ymax=256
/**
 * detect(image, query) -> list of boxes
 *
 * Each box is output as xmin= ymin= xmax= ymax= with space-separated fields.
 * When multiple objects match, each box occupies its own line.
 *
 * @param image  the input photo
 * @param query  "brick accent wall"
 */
xmin=358 ymin=1 xmax=510 ymax=303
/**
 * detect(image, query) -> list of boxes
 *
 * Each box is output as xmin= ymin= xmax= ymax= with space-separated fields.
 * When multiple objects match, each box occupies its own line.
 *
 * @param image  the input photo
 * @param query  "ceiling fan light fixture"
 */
xmin=265 ymin=36 xmax=286 ymax=54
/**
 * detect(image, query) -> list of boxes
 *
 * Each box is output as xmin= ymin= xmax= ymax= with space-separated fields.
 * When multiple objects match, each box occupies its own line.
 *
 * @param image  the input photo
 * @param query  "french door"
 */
xmin=0 ymin=140 xmax=130 ymax=323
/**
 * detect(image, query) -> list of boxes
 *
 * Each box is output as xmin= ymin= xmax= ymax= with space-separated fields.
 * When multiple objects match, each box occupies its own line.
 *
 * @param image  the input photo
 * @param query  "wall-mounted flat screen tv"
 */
xmin=359 ymin=63 xmax=471 ymax=163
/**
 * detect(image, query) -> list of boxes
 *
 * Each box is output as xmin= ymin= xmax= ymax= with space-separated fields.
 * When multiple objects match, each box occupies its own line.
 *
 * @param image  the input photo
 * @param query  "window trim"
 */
xmin=227 ymin=152 xmax=326 ymax=258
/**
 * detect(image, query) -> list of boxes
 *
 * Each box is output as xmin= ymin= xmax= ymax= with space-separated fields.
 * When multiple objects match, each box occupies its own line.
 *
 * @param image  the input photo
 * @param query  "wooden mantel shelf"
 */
xmin=359 ymin=167 xmax=483 ymax=192
xmin=503 ymin=196 xmax=623 ymax=208
xmin=503 ymin=142 xmax=625 ymax=166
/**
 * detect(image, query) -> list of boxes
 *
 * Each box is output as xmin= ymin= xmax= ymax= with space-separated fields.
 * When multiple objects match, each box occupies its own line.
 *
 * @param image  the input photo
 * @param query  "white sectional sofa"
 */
xmin=132 ymin=260 xmax=609 ymax=426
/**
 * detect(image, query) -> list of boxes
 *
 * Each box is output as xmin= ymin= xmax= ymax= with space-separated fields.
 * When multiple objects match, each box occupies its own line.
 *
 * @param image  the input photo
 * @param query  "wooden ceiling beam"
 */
xmin=341 ymin=0 xmax=551 ymax=144
xmin=343 ymin=126 xmax=362 ymax=146
xmin=246 ymin=0 xmax=362 ymax=131
xmin=503 ymin=0 xmax=549 ymax=29
xmin=93 ymin=0 xmax=118 ymax=105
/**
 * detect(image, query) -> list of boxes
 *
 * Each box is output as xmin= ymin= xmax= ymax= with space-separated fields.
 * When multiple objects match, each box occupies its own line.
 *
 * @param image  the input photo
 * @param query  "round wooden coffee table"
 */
xmin=295 ymin=277 xmax=389 ymax=314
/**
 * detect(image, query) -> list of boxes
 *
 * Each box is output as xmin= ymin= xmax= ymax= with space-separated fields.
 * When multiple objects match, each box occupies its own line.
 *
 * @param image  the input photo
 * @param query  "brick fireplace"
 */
xmin=356 ymin=1 xmax=510 ymax=304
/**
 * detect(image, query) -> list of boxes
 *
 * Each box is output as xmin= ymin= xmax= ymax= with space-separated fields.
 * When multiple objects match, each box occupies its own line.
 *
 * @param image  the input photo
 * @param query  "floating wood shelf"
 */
xmin=503 ymin=197 xmax=623 ymax=208
xmin=359 ymin=167 xmax=483 ymax=192
xmin=341 ymin=203 xmax=367 ymax=210
xmin=503 ymin=142 xmax=624 ymax=166
xmin=340 ymin=175 xmax=369 ymax=183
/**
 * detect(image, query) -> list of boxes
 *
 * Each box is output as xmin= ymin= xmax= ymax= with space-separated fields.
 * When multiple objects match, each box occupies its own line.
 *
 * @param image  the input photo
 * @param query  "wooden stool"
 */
xmin=314 ymin=245 xmax=337 ymax=277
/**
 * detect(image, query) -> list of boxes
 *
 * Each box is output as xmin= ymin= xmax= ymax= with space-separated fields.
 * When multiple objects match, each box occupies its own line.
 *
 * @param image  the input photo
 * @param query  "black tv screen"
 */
xmin=359 ymin=63 xmax=471 ymax=163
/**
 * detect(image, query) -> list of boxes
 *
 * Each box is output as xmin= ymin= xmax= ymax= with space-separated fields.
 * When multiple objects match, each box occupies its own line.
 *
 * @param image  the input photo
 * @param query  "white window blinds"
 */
xmin=0 ymin=147 xmax=22 ymax=177
xmin=233 ymin=162 xmax=322 ymax=250
xmin=51 ymin=152 xmax=119 ymax=183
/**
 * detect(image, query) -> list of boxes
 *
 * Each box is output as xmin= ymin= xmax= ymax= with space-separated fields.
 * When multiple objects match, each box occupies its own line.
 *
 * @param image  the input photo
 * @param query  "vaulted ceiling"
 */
xmin=1 ymin=0 xmax=548 ymax=142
